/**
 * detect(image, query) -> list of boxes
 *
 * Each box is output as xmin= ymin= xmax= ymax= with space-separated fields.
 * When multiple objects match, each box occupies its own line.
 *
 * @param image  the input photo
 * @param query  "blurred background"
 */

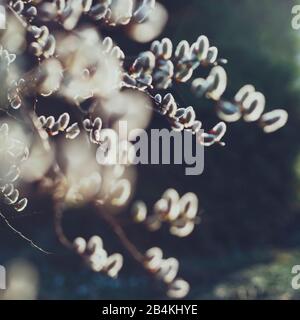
xmin=1 ymin=0 xmax=300 ymax=299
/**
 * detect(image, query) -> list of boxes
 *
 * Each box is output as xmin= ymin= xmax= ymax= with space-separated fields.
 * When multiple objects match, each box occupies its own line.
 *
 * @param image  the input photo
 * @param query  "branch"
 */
xmin=0 ymin=210 xmax=52 ymax=254
xmin=53 ymin=203 xmax=74 ymax=251
xmin=95 ymin=202 xmax=145 ymax=265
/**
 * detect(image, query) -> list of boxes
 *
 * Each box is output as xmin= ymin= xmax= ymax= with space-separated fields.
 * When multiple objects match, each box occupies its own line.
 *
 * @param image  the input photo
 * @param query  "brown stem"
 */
xmin=53 ymin=203 xmax=73 ymax=250
xmin=95 ymin=202 xmax=145 ymax=265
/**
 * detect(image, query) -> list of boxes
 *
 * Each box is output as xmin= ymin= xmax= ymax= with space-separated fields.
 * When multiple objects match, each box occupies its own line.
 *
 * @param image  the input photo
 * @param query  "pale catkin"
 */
xmin=0 ymin=0 xmax=289 ymax=299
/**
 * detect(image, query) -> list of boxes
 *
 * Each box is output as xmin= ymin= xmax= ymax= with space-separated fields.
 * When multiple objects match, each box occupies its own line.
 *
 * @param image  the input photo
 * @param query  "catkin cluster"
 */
xmin=73 ymin=235 xmax=123 ymax=278
xmin=37 ymin=0 xmax=156 ymax=30
xmin=216 ymin=84 xmax=288 ymax=133
xmin=125 ymin=35 xmax=224 ymax=90
xmin=0 ymin=0 xmax=290 ymax=300
xmin=192 ymin=70 xmax=288 ymax=133
xmin=38 ymin=113 xmax=80 ymax=139
xmin=145 ymin=247 xmax=190 ymax=299
xmin=0 ymin=123 xmax=28 ymax=212
xmin=133 ymin=189 xmax=200 ymax=238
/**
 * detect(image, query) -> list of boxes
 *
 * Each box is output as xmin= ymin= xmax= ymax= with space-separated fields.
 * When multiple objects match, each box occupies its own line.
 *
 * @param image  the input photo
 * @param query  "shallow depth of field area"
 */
xmin=0 ymin=0 xmax=300 ymax=300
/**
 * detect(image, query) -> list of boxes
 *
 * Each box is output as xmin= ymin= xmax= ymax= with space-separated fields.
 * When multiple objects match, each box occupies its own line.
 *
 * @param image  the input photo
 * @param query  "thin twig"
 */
xmin=0 ymin=210 xmax=52 ymax=254
xmin=7 ymin=4 xmax=28 ymax=28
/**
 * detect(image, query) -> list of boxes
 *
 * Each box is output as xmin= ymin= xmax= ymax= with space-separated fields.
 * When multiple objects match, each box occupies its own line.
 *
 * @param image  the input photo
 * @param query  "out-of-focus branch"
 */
xmin=53 ymin=203 xmax=74 ymax=251
xmin=95 ymin=202 xmax=145 ymax=266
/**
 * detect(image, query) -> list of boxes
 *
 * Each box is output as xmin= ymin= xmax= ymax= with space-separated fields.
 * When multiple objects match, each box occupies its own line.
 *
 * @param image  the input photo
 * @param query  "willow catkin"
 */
xmin=0 ymin=0 xmax=289 ymax=300
xmin=73 ymin=236 xmax=123 ymax=277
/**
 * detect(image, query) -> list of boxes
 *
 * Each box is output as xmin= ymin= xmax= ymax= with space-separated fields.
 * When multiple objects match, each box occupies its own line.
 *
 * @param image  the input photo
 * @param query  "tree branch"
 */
xmin=0 ymin=210 xmax=52 ymax=254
